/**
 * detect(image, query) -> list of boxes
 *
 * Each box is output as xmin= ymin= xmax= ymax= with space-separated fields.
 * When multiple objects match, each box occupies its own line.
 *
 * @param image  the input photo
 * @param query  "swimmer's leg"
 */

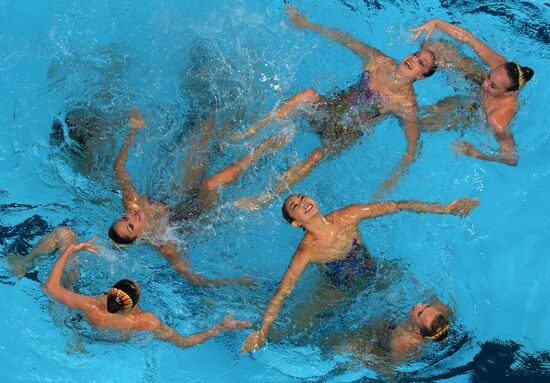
xmin=180 ymin=117 xmax=216 ymax=192
xmin=420 ymin=96 xmax=474 ymax=132
xmin=6 ymin=227 xmax=77 ymax=278
xmin=235 ymin=147 xmax=324 ymax=210
xmin=198 ymin=136 xmax=287 ymax=208
xmin=232 ymin=88 xmax=323 ymax=140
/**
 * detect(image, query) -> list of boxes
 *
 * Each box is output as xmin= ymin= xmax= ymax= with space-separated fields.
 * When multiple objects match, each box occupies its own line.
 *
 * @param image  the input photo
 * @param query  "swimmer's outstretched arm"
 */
xmin=241 ymin=248 xmax=310 ymax=353
xmin=339 ymin=197 xmax=480 ymax=221
xmin=113 ymin=109 xmax=144 ymax=210
xmin=411 ymin=19 xmax=506 ymax=70
xmin=452 ymin=120 xmax=518 ymax=166
xmin=43 ymin=239 xmax=102 ymax=310
xmin=156 ymin=242 xmax=253 ymax=287
xmin=285 ymin=5 xmax=385 ymax=63
xmin=154 ymin=313 xmax=251 ymax=348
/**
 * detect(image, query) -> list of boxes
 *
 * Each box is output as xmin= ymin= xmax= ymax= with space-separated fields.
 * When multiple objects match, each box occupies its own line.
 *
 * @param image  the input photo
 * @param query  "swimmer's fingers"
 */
xmin=241 ymin=330 xmax=266 ymax=354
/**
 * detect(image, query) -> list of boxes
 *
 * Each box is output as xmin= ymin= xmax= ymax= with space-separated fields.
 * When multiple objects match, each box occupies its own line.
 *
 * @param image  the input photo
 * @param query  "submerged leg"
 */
xmin=231 ymin=88 xmax=322 ymax=140
xmin=235 ymin=148 xmax=324 ymax=210
xmin=6 ymin=227 xmax=77 ymax=278
xmin=419 ymin=95 xmax=475 ymax=132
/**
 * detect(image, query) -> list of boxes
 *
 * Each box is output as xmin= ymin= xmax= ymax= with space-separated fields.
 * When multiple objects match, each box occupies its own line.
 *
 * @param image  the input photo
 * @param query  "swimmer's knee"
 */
xmin=54 ymin=227 xmax=77 ymax=245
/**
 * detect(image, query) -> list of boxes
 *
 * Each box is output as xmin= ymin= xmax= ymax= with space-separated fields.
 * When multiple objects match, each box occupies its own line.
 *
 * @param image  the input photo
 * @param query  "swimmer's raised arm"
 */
xmin=411 ymin=19 xmax=506 ymax=69
xmin=154 ymin=313 xmax=251 ymax=348
xmin=113 ymin=108 xmax=144 ymax=210
xmin=43 ymin=239 xmax=102 ymax=310
xmin=156 ymin=242 xmax=254 ymax=287
xmin=241 ymin=247 xmax=310 ymax=353
xmin=285 ymin=5 xmax=385 ymax=63
xmin=340 ymin=197 xmax=480 ymax=221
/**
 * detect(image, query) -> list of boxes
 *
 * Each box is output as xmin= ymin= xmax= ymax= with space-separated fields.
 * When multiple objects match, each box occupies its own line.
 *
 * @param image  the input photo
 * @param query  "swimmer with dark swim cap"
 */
xmin=106 ymin=279 xmax=140 ymax=313
xmin=43 ymin=239 xmax=251 ymax=348
xmin=411 ymin=19 xmax=534 ymax=166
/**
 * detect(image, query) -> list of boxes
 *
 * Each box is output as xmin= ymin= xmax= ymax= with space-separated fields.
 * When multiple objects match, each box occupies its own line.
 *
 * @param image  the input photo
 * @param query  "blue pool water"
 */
xmin=0 ymin=0 xmax=549 ymax=382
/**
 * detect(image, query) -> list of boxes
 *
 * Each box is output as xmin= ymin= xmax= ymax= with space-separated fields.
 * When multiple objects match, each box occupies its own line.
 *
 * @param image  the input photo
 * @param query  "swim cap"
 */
xmin=107 ymin=279 xmax=140 ymax=313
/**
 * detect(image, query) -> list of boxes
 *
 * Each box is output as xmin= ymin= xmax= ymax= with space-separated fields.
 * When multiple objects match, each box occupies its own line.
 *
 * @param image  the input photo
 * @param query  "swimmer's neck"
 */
xmin=394 ymin=68 xmax=418 ymax=86
xmin=303 ymin=213 xmax=334 ymax=238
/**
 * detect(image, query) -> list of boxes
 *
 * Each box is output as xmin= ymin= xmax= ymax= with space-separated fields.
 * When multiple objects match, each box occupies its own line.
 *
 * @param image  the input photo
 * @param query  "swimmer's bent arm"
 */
xmin=113 ymin=109 xmax=144 ymax=209
xmin=43 ymin=239 xmax=102 ymax=311
xmin=285 ymin=6 xmax=384 ymax=63
xmin=374 ymin=114 xmax=420 ymax=198
xmin=411 ymin=19 xmax=506 ymax=69
xmin=342 ymin=197 xmax=480 ymax=220
xmin=241 ymin=249 xmax=310 ymax=353
xmin=153 ymin=314 xmax=251 ymax=349
xmin=455 ymin=112 xmax=518 ymax=166
xmin=156 ymin=242 xmax=253 ymax=287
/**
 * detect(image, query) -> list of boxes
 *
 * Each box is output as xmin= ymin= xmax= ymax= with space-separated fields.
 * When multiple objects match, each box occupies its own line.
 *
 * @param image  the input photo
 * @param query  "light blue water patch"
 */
xmin=1 ymin=0 xmax=549 ymax=382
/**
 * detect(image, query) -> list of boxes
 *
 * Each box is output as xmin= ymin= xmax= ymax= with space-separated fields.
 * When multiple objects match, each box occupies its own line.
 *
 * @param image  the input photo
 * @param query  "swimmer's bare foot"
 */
xmin=129 ymin=108 xmax=145 ymax=129
xmin=234 ymin=194 xmax=272 ymax=211
xmin=6 ymin=253 xmax=29 ymax=278
xmin=447 ymin=197 xmax=480 ymax=217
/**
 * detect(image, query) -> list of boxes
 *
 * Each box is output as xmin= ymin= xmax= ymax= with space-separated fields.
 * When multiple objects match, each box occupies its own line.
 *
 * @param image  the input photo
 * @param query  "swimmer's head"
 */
xmin=410 ymin=302 xmax=450 ymax=342
xmin=482 ymin=62 xmax=534 ymax=96
xmin=106 ymin=279 xmax=141 ymax=313
xmin=398 ymin=50 xmax=437 ymax=80
xmin=108 ymin=210 xmax=146 ymax=245
xmin=282 ymin=194 xmax=318 ymax=229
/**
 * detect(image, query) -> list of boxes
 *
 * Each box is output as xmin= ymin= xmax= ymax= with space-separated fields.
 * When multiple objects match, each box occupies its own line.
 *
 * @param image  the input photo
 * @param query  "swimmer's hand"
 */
xmin=129 ymin=108 xmax=145 ymax=129
xmin=241 ymin=330 xmax=266 ymax=353
xmin=410 ymin=19 xmax=441 ymax=42
xmin=220 ymin=313 xmax=252 ymax=331
xmin=285 ymin=5 xmax=310 ymax=30
xmin=447 ymin=197 xmax=480 ymax=217
xmin=68 ymin=238 xmax=103 ymax=254
xmin=451 ymin=139 xmax=479 ymax=158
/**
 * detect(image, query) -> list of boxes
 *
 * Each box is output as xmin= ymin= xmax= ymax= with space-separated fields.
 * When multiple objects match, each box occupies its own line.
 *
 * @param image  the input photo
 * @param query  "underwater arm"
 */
xmin=374 ymin=114 xmax=419 ymax=199
xmin=453 ymin=111 xmax=518 ymax=166
xmin=411 ymin=19 xmax=506 ymax=69
xmin=157 ymin=242 xmax=253 ymax=287
xmin=113 ymin=109 xmax=144 ymax=210
xmin=241 ymin=249 xmax=310 ymax=353
xmin=43 ymin=239 xmax=102 ymax=310
xmin=285 ymin=5 xmax=384 ymax=63
xmin=154 ymin=313 xmax=251 ymax=348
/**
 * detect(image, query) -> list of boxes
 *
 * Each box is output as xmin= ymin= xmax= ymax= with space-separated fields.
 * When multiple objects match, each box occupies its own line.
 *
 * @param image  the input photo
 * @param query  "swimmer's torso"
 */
xmin=481 ymin=92 xmax=518 ymax=132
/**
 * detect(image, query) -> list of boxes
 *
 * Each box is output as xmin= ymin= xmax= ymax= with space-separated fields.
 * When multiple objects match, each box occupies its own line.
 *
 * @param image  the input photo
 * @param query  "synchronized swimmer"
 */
xmin=8 ymin=6 xmax=533 ymax=363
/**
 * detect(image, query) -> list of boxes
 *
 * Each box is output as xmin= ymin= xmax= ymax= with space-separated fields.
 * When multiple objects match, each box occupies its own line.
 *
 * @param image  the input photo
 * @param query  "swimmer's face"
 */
xmin=112 ymin=210 xmax=146 ymax=241
xmin=410 ymin=302 xmax=442 ymax=332
xmin=482 ymin=65 xmax=514 ymax=97
xmin=398 ymin=50 xmax=436 ymax=80
xmin=284 ymin=194 xmax=318 ymax=227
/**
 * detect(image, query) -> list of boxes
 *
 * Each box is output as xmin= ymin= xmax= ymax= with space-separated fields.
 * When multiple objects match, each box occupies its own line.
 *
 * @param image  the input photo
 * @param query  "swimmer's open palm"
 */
xmin=448 ymin=198 xmax=480 ymax=217
xmin=221 ymin=313 xmax=252 ymax=331
xmin=71 ymin=238 xmax=103 ymax=254
xmin=241 ymin=330 xmax=266 ymax=353
xmin=410 ymin=19 xmax=440 ymax=42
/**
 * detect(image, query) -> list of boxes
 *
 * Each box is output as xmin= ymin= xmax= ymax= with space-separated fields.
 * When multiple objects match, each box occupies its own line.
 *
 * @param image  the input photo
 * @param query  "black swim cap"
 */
xmin=108 ymin=224 xmax=136 ymax=245
xmin=107 ymin=279 xmax=140 ymax=313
